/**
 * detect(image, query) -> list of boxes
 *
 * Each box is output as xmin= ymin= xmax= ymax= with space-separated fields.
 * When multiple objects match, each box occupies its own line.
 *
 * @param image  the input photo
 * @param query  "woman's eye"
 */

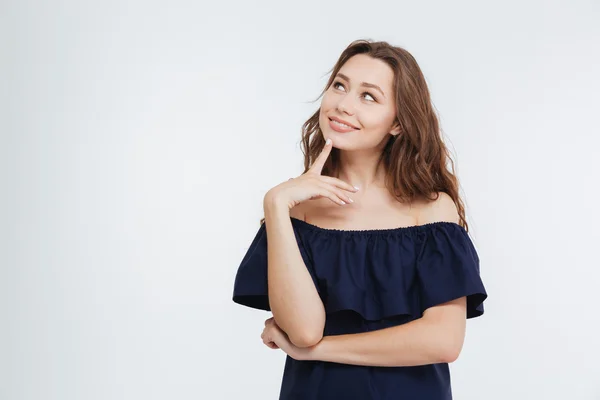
xmin=333 ymin=82 xmax=376 ymax=102
xmin=333 ymin=82 xmax=344 ymax=91
xmin=363 ymin=92 xmax=376 ymax=102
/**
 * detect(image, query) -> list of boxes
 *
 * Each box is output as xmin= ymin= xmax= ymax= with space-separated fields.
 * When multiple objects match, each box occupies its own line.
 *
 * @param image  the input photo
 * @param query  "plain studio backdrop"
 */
xmin=1 ymin=0 xmax=599 ymax=399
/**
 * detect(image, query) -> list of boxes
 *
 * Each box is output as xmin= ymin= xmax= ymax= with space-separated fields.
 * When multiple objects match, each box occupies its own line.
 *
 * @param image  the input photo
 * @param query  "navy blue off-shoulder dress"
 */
xmin=232 ymin=216 xmax=488 ymax=400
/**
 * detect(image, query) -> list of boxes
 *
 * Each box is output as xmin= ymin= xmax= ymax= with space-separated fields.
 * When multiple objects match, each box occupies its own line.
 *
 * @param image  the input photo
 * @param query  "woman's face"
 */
xmin=319 ymin=54 xmax=400 ymax=151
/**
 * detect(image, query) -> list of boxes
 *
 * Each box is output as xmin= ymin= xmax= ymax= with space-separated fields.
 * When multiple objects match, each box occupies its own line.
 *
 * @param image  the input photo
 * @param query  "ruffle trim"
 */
xmin=233 ymin=218 xmax=488 ymax=320
xmin=324 ymin=285 xmax=417 ymax=321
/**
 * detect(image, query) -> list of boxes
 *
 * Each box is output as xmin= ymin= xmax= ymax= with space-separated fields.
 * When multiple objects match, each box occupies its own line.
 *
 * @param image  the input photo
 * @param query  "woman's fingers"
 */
xmin=320 ymin=175 xmax=359 ymax=194
xmin=308 ymin=138 xmax=333 ymax=175
xmin=316 ymin=185 xmax=353 ymax=206
xmin=261 ymin=327 xmax=280 ymax=349
xmin=281 ymin=137 xmax=361 ymax=208
xmin=319 ymin=181 xmax=356 ymax=205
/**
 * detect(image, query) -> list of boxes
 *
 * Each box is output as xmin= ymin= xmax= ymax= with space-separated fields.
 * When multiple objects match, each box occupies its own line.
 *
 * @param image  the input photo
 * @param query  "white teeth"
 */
xmin=332 ymin=119 xmax=354 ymax=129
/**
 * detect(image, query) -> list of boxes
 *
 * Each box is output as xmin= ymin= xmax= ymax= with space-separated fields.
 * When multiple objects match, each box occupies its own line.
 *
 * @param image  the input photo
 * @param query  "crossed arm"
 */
xmin=307 ymin=296 xmax=467 ymax=366
xmin=265 ymin=189 xmax=468 ymax=366
xmin=264 ymin=198 xmax=326 ymax=347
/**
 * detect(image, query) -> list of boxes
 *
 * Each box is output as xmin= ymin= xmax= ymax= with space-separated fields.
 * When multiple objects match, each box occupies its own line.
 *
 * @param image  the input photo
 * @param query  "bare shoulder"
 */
xmin=417 ymin=192 xmax=460 ymax=225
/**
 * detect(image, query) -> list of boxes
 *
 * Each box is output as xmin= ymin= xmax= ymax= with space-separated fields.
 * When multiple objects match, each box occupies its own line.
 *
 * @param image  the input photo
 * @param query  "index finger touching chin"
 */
xmin=310 ymin=138 xmax=333 ymax=175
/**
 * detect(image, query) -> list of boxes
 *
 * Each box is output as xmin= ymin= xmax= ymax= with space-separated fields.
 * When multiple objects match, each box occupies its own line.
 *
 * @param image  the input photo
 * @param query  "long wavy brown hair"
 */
xmin=260 ymin=39 xmax=470 ymax=232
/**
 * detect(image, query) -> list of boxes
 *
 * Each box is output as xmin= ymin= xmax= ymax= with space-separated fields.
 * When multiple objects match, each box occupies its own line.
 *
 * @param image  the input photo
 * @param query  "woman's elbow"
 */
xmin=439 ymin=335 xmax=465 ymax=363
xmin=289 ymin=329 xmax=323 ymax=348
xmin=440 ymin=346 xmax=461 ymax=363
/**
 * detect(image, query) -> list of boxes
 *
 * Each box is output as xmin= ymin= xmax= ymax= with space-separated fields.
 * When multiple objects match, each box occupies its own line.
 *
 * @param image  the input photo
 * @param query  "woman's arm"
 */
xmin=307 ymin=297 xmax=467 ymax=366
xmin=263 ymin=196 xmax=326 ymax=348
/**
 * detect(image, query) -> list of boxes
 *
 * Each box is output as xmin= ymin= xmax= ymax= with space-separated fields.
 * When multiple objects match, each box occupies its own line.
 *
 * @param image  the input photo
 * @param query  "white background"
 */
xmin=2 ymin=0 xmax=599 ymax=399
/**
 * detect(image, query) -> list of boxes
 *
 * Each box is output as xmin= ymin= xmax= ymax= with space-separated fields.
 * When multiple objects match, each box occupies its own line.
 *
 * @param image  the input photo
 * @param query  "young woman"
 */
xmin=232 ymin=39 xmax=488 ymax=400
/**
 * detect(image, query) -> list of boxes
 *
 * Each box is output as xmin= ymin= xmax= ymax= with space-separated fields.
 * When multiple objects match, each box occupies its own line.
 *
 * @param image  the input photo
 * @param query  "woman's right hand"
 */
xmin=264 ymin=138 xmax=359 ymax=211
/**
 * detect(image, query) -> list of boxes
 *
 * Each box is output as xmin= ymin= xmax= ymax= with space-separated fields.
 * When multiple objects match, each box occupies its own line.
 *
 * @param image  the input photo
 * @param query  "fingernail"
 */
xmin=326 ymin=138 xmax=332 ymax=145
xmin=354 ymin=186 xmax=360 ymax=191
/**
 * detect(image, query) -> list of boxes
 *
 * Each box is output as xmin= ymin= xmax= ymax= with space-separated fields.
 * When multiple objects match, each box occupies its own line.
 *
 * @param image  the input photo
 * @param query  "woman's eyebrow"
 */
xmin=336 ymin=73 xmax=386 ymax=98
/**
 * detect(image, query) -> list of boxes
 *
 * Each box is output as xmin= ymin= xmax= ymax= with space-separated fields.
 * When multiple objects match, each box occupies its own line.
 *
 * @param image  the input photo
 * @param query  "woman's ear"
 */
xmin=390 ymin=122 xmax=402 ymax=136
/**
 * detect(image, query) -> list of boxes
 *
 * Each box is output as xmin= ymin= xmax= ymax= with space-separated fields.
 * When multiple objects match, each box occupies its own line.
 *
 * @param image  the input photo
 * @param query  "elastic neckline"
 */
xmin=290 ymin=216 xmax=464 ymax=236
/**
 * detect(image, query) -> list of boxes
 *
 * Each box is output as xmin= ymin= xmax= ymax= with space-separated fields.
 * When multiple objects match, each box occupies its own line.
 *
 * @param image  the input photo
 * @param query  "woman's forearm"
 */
xmin=264 ymin=197 xmax=325 ymax=348
xmin=308 ymin=298 xmax=467 ymax=366
xmin=310 ymin=316 xmax=456 ymax=367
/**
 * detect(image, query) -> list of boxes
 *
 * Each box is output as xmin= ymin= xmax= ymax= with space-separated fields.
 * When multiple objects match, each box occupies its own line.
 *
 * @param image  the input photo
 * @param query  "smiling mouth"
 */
xmin=329 ymin=118 xmax=359 ymax=130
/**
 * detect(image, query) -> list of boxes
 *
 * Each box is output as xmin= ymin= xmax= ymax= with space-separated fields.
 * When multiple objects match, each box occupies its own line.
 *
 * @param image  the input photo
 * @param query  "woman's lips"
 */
xmin=329 ymin=118 xmax=359 ymax=133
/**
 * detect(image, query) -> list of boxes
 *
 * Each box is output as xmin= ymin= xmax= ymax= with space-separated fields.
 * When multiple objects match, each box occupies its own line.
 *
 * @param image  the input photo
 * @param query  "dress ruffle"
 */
xmin=416 ymin=221 xmax=487 ymax=318
xmin=232 ymin=217 xmax=487 ymax=320
xmin=232 ymin=220 xmax=319 ymax=311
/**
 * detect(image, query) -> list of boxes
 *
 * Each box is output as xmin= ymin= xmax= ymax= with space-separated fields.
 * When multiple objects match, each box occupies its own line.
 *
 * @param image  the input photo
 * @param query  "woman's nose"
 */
xmin=336 ymin=97 xmax=355 ymax=115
